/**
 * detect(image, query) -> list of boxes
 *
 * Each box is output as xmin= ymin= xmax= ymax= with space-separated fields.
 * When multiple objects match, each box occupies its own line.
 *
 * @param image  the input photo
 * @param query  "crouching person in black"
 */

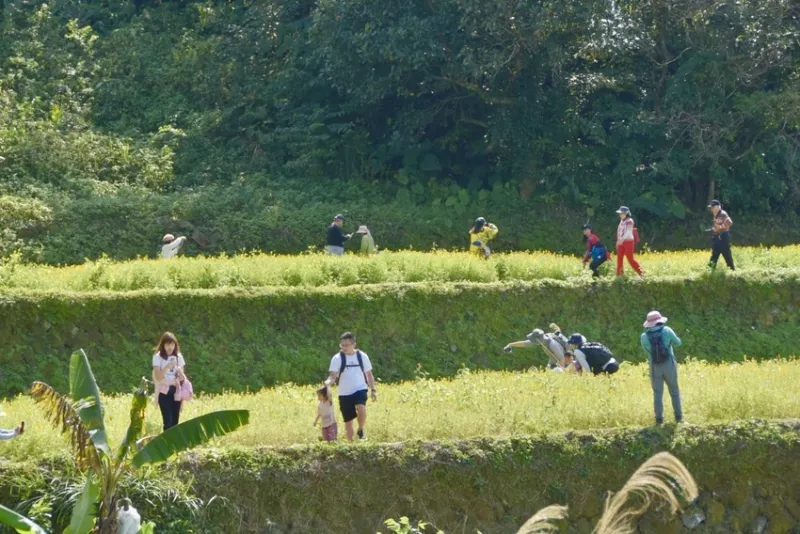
xmin=565 ymin=334 xmax=619 ymax=375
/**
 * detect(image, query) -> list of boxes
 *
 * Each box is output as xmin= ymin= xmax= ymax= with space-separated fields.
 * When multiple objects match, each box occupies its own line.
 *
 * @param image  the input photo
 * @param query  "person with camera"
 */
xmin=0 ymin=422 xmax=24 ymax=441
xmin=161 ymin=234 xmax=187 ymax=260
xmin=327 ymin=214 xmax=352 ymax=256
xmin=640 ymin=311 xmax=683 ymax=426
xmin=707 ymin=200 xmax=735 ymax=271
xmin=152 ymin=332 xmax=187 ymax=431
xmin=503 ymin=323 xmax=570 ymax=371
xmin=468 ymin=217 xmax=499 ymax=258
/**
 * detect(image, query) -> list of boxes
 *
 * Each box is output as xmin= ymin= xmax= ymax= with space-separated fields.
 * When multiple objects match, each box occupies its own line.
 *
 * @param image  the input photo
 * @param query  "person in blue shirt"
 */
xmin=640 ymin=311 xmax=683 ymax=425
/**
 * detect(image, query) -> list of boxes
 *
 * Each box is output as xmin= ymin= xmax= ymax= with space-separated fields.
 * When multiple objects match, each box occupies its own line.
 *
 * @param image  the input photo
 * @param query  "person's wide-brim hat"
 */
xmin=644 ymin=311 xmax=668 ymax=328
xmin=356 ymin=225 xmax=369 ymax=234
xmin=163 ymin=234 xmax=175 ymax=244
xmin=528 ymin=328 xmax=545 ymax=339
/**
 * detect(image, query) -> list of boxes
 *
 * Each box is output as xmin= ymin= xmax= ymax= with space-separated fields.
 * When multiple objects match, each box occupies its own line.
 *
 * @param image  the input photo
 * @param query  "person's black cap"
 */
xmin=334 ymin=214 xmax=345 ymax=221
xmin=582 ymin=224 xmax=592 ymax=231
xmin=708 ymin=200 xmax=721 ymax=208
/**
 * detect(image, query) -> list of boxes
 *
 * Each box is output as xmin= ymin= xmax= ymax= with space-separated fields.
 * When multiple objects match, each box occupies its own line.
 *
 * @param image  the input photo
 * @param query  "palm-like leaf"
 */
xmin=63 ymin=473 xmax=99 ymax=534
xmin=69 ymin=350 xmax=110 ymax=458
xmin=131 ymin=410 xmax=249 ymax=468
xmin=594 ymin=452 xmax=698 ymax=534
xmin=116 ymin=379 xmax=150 ymax=463
xmin=30 ymin=382 xmax=101 ymax=471
xmin=0 ymin=503 xmax=49 ymax=534
xmin=516 ymin=505 xmax=568 ymax=534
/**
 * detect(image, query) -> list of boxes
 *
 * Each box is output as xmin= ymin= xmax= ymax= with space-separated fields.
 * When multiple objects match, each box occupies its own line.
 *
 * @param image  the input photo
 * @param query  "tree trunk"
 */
xmin=707 ymin=178 xmax=715 ymax=205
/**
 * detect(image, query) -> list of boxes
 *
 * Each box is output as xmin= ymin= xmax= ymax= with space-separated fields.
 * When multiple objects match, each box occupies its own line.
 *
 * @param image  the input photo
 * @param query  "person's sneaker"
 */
xmin=655 ymin=419 xmax=664 ymax=427
xmin=357 ymin=429 xmax=367 ymax=441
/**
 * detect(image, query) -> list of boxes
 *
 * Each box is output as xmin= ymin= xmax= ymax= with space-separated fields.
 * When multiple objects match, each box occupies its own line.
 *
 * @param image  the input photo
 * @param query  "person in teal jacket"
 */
xmin=640 ymin=311 xmax=683 ymax=425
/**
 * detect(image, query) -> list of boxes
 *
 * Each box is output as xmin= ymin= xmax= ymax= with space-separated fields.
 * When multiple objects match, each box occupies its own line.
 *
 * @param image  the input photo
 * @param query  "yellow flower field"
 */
xmin=0 ymin=245 xmax=798 ymax=292
xmin=1 ymin=359 xmax=797 ymax=464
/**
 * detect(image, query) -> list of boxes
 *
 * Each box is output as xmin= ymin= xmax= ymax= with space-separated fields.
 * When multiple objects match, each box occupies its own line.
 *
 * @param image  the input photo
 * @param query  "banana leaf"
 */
xmin=131 ymin=410 xmax=249 ymax=468
xmin=69 ymin=350 xmax=110 ymax=458
xmin=63 ymin=473 xmax=99 ymax=534
xmin=0 ymin=504 xmax=48 ymax=534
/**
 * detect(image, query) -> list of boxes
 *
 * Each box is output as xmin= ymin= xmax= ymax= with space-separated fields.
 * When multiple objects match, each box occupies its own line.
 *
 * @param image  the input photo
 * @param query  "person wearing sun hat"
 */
xmin=640 ymin=311 xmax=683 ymax=425
xmin=355 ymin=225 xmax=377 ymax=254
xmin=707 ymin=200 xmax=735 ymax=271
xmin=161 ymin=233 xmax=187 ymax=260
xmin=615 ymin=206 xmax=643 ymax=277
xmin=503 ymin=326 xmax=568 ymax=371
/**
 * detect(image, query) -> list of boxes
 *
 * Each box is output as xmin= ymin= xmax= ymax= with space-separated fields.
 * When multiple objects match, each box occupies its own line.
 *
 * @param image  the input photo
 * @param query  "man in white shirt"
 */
xmin=161 ymin=234 xmax=187 ymax=260
xmin=565 ymin=334 xmax=619 ymax=375
xmin=326 ymin=332 xmax=377 ymax=441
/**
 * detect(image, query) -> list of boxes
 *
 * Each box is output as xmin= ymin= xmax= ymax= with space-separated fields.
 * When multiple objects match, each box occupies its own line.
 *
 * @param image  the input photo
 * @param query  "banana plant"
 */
xmin=9 ymin=349 xmax=250 ymax=534
xmin=0 ymin=504 xmax=48 ymax=534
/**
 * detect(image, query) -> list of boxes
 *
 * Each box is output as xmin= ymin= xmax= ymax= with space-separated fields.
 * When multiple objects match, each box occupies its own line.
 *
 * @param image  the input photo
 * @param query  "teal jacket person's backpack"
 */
xmin=646 ymin=329 xmax=669 ymax=364
xmin=641 ymin=326 xmax=682 ymax=364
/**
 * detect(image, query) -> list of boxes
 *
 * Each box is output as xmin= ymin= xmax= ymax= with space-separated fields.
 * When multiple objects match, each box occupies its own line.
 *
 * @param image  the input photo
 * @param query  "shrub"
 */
xmin=5 ymin=421 xmax=793 ymax=533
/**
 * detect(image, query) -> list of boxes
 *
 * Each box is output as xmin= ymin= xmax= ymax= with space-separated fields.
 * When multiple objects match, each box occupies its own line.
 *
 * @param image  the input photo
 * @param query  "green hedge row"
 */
xmin=2 ymin=421 xmax=798 ymax=533
xmin=20 ymin=181 xmax=800 ymax=266
xmin=183 ymin=421 xmax=800 ymax=533
xmin=1 ymin=273 xmax=799 ymax=397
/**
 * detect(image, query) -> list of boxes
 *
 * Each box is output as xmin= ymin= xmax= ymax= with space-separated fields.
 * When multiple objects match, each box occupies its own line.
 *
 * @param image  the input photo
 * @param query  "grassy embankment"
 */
xmin=1 ymin=248 xmax=799 ymax=397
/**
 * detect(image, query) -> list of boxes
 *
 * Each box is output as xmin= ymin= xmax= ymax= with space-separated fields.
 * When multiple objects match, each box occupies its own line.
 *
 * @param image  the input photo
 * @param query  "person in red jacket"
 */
xmin=582 ymin=225 xmax=611 ymax=278
xmin=615 ymin=206 xmax=644 ymax=277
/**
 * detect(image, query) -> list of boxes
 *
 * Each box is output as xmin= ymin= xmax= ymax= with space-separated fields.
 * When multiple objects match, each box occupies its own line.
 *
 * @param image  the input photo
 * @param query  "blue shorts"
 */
xmin=338 ymin=390 xmax=368 ymax=422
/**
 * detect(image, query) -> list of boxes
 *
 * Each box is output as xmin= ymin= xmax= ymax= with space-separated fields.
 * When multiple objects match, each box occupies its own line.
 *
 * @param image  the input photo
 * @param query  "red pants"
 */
xmin=616 ymin=241 xmax=643 ymax=276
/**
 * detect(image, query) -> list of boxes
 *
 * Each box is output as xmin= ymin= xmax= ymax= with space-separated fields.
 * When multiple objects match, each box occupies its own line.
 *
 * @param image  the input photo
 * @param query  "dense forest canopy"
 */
xmin=0 ymin=0 xmax=799 ymax=262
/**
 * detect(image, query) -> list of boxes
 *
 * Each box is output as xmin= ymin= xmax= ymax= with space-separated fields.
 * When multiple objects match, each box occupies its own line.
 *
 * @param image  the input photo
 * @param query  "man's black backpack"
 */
xmin=579 ymin=342 xmax=614 ymax=371
xmin=336 ymin=350 xmax=366 ymax=385
xmin=646 ymin=329 xmax=670 ymax=364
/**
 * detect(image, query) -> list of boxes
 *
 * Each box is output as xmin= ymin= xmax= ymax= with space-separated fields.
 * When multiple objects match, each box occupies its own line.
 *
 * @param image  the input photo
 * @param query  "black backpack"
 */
xmin=646 ymin=329 xmax=669 ymax=364
xmin=579 ymin=342 xmax=614 ymax=371
xmin=336 ymin=350 xmax=366 ymax=385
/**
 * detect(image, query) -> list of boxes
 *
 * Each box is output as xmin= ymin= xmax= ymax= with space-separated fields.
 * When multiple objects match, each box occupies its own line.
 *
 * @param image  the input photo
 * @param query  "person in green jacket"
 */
xmin=355 ymin=225 xmax=377 ymax=254
xmin=640 ymin=311 xmax=683 ymax=426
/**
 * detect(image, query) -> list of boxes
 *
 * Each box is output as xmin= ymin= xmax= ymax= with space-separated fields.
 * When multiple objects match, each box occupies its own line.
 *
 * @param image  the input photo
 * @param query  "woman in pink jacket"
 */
xmin=615 ymin=206 xmax=643 ymax=277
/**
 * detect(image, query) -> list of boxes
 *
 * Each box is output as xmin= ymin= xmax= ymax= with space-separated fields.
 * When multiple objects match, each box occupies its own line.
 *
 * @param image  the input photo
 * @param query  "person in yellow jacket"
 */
xmin=469 ymin=217 xmax=499 ymax=257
